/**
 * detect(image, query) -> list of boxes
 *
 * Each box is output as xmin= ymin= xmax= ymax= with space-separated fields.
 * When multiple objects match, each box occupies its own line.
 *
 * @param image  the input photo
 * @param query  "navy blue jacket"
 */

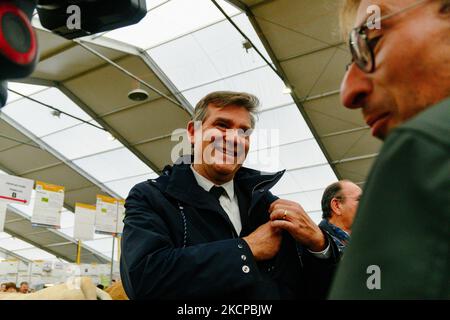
xmin=120 ymin=161 xmax=339 ymax=300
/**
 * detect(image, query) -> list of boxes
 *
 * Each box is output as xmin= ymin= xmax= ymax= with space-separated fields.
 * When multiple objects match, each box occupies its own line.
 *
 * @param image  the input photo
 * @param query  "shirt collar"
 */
xmin=190 ymin=165 xmax=235 ymax=199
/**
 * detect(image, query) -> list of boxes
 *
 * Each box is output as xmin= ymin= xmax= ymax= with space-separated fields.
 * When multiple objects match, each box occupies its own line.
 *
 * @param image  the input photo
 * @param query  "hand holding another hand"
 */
xmin=243 ymin=221 xmax=282 ymax=261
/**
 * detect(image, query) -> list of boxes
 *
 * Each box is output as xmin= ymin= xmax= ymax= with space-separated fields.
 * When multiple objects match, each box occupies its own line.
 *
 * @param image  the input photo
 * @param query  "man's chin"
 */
xmin=373 ymin=123 xmax=396 ymax=141
xmin=211 ymin=162 xmax=241 ymax=175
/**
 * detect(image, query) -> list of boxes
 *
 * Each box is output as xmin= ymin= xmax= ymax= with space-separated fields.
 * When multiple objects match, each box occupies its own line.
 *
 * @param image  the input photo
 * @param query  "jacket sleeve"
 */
xmin=120 ymin=182 xmax=263 ymax=300
xmin=301 ymin=232 xmax=340 ymax=299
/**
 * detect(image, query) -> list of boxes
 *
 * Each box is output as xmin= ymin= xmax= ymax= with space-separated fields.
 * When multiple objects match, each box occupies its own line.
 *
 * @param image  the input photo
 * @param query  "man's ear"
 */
xmin=330 ymin=198 xmax=342 ymax=216
xmin=187 ymin=121 xmax=195 ymax=145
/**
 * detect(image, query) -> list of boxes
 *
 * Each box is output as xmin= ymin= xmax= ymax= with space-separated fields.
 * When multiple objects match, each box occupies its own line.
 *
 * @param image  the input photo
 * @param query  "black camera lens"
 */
xmin=2 ymin=12 xmax=31 ymax=53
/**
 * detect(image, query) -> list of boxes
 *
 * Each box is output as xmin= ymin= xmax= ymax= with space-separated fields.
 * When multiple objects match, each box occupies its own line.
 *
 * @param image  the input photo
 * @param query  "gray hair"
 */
xmin=192 ymin=91 xmax=260 ymax=128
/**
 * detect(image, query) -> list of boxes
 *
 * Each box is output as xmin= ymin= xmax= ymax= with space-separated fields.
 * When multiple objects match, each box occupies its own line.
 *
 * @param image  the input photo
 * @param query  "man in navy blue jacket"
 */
xmin=120 ymin=91 xmax=339 ymax=299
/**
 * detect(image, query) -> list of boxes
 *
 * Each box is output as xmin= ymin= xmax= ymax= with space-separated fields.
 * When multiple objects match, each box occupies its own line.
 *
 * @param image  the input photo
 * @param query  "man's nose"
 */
xmin=225 ymin=130 xmax=243 ymax=141
xmin=340 ymin=63 xmax=373 ymax=109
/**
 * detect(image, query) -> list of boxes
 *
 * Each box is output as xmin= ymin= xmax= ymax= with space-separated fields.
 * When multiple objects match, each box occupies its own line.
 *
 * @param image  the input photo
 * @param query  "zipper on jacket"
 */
xmin=250 ymin=171 xmax=284 ymax=196
xmin=248 ymin=171 xmax=284 ymax=216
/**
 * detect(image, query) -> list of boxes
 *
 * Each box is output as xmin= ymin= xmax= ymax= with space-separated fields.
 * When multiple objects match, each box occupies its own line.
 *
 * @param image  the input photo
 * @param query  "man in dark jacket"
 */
xmin=329 ymin=0 xmax=450 ymax=299
xmin=121 ymin=91 xmax=339 ymax=300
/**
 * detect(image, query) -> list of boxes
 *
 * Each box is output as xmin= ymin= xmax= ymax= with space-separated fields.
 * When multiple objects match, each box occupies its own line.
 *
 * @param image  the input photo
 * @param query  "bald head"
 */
xmin=322 ymin=180 xmax=362 ymax=232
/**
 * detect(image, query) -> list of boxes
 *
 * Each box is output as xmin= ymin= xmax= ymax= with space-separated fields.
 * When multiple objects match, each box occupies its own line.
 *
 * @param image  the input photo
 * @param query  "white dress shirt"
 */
xmin=190 ymin=166 xmax=330 ymax=258
xmin=191 ymin=166 xmax=242 ymax=235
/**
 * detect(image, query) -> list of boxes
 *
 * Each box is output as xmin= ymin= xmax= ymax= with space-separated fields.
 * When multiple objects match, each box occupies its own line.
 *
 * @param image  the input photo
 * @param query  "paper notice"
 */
xmin=0 ymin=174 xmax=33 ymax=205
xmin=74 ymin=203 xmax=96 ymax=241
xmin=31 ymin=181 xmax=64 ymax=228
xmin=95 ymin=195 xmax=118 ymax=235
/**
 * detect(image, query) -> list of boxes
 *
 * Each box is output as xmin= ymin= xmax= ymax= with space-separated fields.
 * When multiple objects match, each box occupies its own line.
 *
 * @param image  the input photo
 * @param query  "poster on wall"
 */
xmin=31 ymin=261 xmax=44 ymax=274
xmin=95 ymin=195 xmax=123 ymax=235
xmin=0 ymin=174 xmax=33 ymax=205
xmin=31 ymin=181 xmax=64 ymax=229
xmin=74 ymin=203 xmax=96 ymax=241
xmin=52 ymin=262 xmax=65 ymax=277
xmin=0 ymin=260 xmax=18 ymax=274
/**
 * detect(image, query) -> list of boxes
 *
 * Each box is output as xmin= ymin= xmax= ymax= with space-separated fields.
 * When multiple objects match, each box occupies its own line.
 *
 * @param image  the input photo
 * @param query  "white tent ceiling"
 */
xmin=227 ymin=0 xmax=382 ymax=183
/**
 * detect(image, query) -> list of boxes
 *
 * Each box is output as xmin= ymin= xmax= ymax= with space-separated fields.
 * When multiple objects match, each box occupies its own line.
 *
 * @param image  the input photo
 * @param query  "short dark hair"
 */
xmin=193 ymin=91 xmax=260 ymax=128
xmin=5 ymin=282 xmax=17 ymax=291
xmin=321 ymin=181 xmax=343 ymax=219
xmin=20 ymin=282 xmax=28 ymax=286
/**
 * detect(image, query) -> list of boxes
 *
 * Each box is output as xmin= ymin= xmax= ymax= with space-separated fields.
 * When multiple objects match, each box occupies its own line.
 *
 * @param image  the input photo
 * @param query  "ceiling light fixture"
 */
xmin=242 ymin=40 xmax=253 ymax=53
xmin=282 ymin=85 xmax=293 ymax=95
xmin=51 ymin=110 xmax=61 ymax=117
xmin=128 ymin=88 xmax=149 ymax=102
xmin=107 ymin=132 xmax=116 ymax=141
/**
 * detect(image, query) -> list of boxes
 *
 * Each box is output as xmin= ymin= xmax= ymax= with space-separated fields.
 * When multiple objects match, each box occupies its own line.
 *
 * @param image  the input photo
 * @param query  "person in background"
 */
xmin=19 ymin=282 xmax=29 ymax=294
xmin=4 ymin=283 xmax=17 ymax=293
xmin=319 ymin=180 xmax=362 ymax=254
xmin=0 ymin=283 xmax=6 ymax=292
xmin=329 ymin=0 xmax=450 ymax=299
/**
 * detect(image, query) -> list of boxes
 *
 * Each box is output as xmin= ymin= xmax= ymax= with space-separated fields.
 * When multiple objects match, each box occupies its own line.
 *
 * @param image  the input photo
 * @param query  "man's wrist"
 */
xmin=308 ymin=231 xmax=327 ymax=252
xmin=307 ymin=242 xmax=331 ymax=259
xmin=242 ymin=236 xmax=259 ymax=260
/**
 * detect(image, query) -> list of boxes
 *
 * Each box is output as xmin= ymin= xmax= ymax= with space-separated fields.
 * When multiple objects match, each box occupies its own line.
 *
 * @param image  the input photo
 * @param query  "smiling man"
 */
xmin=329 ymin=0 xmax=450 ymax=299
xmin=121 ymin=91 xmax=339 ymax=300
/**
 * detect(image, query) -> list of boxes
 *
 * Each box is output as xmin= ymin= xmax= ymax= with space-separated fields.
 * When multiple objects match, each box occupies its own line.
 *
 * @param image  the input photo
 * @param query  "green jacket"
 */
xmin=329 ymin=98 xmax=450 ymax=299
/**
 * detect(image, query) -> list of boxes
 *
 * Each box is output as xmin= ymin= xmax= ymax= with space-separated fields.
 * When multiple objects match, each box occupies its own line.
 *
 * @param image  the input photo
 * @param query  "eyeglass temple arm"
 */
xmin=364 ymin=0 xmax=428 ymax=28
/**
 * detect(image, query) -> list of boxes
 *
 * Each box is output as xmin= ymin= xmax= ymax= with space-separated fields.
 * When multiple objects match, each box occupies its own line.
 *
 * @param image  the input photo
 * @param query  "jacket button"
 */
xmin=241 ymin=255 xmax=247 ymax=261
xmin=237 ymin=243 xmax=243 ymax=249
xmin=242 ymin=265 xmax=250 ymax=273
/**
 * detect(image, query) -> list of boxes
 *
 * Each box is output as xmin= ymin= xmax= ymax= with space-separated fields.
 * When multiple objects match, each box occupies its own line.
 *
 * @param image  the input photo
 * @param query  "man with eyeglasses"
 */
xmin=329 ymin=0 xmax=450 ymax=299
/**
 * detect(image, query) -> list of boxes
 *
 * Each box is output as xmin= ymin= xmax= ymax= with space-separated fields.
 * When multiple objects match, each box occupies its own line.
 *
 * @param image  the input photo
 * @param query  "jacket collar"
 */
xmin=190 ymin=165 xmax=235 ymax=199
xmin=153 ymin=156 xmax=285 ymax=212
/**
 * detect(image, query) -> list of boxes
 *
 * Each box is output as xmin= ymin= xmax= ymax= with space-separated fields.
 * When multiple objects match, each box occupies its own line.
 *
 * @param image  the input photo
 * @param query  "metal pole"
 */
xmin=28 ymin=262 xmax=31 ymax=285
xmin=109 ymin=236 xmax=115 ymax=285
xmin=15 ymin=261 xmax=19 ymax=285
xmin=117 ymin=236 xmax=121 ymax=261
xmin=76 ymin=240 xmax=82 ymax=264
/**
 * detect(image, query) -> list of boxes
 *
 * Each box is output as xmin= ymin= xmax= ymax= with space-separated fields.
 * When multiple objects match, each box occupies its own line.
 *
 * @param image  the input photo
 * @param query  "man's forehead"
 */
xmin=206 ymin=105 xmax=252 ymax=126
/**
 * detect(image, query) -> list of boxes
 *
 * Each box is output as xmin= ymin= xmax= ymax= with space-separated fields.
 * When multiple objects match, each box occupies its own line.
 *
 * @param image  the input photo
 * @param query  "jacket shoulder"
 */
xmin=398 ymin=98 xmax=450 ymax=148
xmin=129 ymin=174 xmax=169 ymax=194
xmin=126 ymin=178 xmax=167 ymax=209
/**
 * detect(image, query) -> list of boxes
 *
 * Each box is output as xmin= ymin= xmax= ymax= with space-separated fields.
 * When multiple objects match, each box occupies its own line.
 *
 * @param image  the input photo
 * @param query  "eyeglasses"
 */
xmin=348 ymin=0 xmax=428 ymax=73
